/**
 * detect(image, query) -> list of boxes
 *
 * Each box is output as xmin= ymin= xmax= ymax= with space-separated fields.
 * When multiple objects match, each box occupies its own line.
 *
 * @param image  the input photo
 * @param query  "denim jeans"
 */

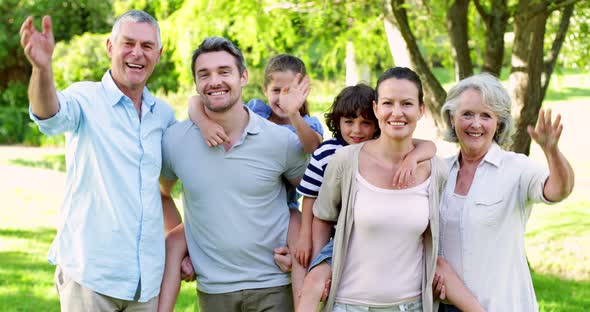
xmin=333 ymin=299 xmax=422 ymax=312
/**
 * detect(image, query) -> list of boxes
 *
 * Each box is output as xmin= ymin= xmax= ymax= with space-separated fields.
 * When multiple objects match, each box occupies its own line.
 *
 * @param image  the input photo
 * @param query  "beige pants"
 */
xmin=198 ymin=284 xmax=294 ymax=312
xmin=54 ymin=266 xmax=158 ymax=312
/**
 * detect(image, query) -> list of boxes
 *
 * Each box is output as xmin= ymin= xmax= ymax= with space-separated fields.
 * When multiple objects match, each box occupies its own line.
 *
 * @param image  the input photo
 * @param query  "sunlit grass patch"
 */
xmin=0 ymin=227 xmax=200 ymax=311
xmin=533 ymin=272 xmax=590 ymax=311
xmin=9 ymin=154 xmax=66 ymax=172
xmin=527 ymin=201 xmax=590 ymax=281
xmin=0 ymin=227 xmax=59 ymax=311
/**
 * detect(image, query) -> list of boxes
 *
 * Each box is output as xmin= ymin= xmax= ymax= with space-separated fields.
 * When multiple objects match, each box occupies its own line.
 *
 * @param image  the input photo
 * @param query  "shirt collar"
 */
xmin=191 ymin=105 xmax=261 ymax=135
xmin=334 ymin=134 xmax=349 ymax=146
xmin=482 ymin=142 xmax=502 ymax=167
xmin=101 ymin=70 xmax=156 ymax=110
xmin=450 ymin=142 xmax=503 ymax=169
xmin=243 ymin=106 xmax=261 ymax=135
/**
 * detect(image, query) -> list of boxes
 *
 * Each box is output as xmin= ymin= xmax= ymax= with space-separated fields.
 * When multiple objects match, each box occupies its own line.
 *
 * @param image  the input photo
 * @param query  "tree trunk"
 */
xmin=359 ymin=63 xmax=372 ymax=84
xmin=345 ymin=40 xmax=359 ymax=86
xmin=383 ymin=17 xmax=412 ymax=68
xmin=509 ymin=0 xmax=549 ymax=155
xmin=390 ymin=0 xmax=447 ymax=126
xmin=447 ymin=0 xmax=473 ymax=81
xmin=481 ymin=0 xmax=509 ymax=76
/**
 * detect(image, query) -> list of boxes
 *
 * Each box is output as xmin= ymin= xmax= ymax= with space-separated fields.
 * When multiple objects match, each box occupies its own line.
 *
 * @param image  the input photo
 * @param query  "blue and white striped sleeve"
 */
xmin=296 ymin=139 xmax=342 ymax=197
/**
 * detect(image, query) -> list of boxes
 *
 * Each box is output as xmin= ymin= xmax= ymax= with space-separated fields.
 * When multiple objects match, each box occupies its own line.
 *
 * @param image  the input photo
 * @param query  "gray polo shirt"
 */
xmin=161 ymin=107 xmax=308 ymax=294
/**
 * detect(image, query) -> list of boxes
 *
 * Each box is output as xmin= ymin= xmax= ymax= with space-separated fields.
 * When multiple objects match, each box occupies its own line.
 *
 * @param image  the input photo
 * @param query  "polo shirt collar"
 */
xmin=191 ymin=105 xmax=261 ymax=135
xmin=101 ymin=70 xmax=156 ymax=110
xmin=244 ymin=106 xmax=261 ymax=135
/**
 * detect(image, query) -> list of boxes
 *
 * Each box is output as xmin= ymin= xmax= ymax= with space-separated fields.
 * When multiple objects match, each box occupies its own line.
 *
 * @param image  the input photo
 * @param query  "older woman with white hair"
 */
xmin=436 ymin=73 xmax=575 ymax=311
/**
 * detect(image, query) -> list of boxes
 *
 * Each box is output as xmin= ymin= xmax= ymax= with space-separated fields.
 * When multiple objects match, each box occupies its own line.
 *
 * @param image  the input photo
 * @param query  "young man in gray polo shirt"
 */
xmin=159 ymin=37 xmax=307 ymax=311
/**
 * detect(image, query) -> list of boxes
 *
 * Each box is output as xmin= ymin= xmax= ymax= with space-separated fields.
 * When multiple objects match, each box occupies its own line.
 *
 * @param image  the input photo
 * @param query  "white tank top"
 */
xmin=335 ymin=172 xmax=430 ymax=306
xmin=440 ymin=191 xmax=466 ymax=279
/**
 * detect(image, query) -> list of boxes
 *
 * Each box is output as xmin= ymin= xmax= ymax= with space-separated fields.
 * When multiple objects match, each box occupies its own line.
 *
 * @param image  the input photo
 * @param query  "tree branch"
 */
xmin=548 ymin=0 xmax=580 ymax=12
xmin=389 ymin=0 xmax=447 ymax=126
xmin=526 ymin=2 xmax=549 ymax=19
xmin=473 ymin=0 xmax=491 ymax=23
xmin=447 ymin=0 xmax=474 ymax=80
xmin=542 ymin=3 xmax=575 ymax=99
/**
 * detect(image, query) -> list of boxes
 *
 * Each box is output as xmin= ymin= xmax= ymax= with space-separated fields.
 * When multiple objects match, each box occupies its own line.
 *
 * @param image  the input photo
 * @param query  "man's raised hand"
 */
xmin=20 ymin=16 xmax=55 ymax=70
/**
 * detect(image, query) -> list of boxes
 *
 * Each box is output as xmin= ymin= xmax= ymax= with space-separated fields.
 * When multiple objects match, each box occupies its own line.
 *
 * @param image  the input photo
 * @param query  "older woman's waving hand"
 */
xmin=527 ymin=109 xmax=575 ymax=202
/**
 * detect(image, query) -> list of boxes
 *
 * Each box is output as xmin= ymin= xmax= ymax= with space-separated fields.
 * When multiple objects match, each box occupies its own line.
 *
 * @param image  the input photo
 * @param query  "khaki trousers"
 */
xmin=198 ymin=284 xmax=294 ymax=312
xmin=54 ymin=266 xmax=158 ymax=312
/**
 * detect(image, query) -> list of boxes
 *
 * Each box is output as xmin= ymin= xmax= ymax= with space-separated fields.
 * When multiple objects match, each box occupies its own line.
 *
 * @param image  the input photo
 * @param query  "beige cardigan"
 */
xmin=313 ymin=142 xmax=447 ymax=312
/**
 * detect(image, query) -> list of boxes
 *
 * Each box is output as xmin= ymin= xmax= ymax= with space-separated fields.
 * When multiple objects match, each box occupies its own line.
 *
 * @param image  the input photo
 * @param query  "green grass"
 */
xmin=1 ymin=199 xmax=589 ymax=310
xmin=525 ymin=200 xmax=590 ymax=310
xmin=533 ymin=272 xmax=590 ymax=311
xmin=526 ymin=201 xmax=590 ymax=281
xmin=0 ymin=227 xmax=199 ymax=311
xmin=544 ymin=71 xmax=590 ymax=102
xmin=0 ymin=228 xmax=57 ymax=311
xmin=9 ymin=154 xmax=66 ymax=172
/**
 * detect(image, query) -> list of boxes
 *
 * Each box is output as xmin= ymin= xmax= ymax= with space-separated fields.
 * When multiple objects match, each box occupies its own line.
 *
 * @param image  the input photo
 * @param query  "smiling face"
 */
xmin=339 ymin=114 xmax=377 ymax=145
xmin=107 ymin=21 xmax=161 ymax=94
xmin=193 ymin=51 xmax=248 ymax=113
xmin=264 ymin=70 xmax=296 ymax=119
xmin=373 ymin=78 xmax=424 ymax=142
xmin=452 ymin=88 xmax=499 ymax=157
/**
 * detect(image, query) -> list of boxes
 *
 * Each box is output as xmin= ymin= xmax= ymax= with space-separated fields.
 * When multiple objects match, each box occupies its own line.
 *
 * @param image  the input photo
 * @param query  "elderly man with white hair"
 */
xmin=21 ymin=10 xmax=177 ymax=311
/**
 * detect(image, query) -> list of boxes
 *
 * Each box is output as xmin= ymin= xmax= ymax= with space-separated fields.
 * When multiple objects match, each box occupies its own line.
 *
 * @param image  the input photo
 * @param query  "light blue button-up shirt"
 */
xmin=29 ymin=71 xmax=176 ymax=302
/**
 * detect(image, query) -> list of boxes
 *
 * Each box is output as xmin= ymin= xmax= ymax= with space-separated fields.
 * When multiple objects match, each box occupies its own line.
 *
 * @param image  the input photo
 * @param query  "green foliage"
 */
xmin=554 ymin=3 xmax=590 ymax=70
xmin=0 ymin=0 xmax=28 ymax=73
xmin=0 ymin=82 xmax=55 ymax=146
xmin=299 ymin=1 xmax=391 ymax=78
xmin=52 ymin=31 xmax=180 ymax=94
xmin=112 ymin=0 xmax=184 ymax=20
xmin=0 ymin=82 xmax=29 ymax=144
xmin=0 ymin=0 xmax=113 ymax=145
xmin=2 ymin=0 xmax=589 ymax=145
xmin=0 ymin=0 xmax=112 ymax=73
xmin=162 ymin=0 xmax=303 ymax=89
xmin=151 ymin=43 xmax=181 ymax=94
xmin=0 ymin=80 xmax=65 ymax=145
xmin=53 ymin=33 xmax=111 ymax=90
xmin=156 ymin=0 xmax=396 ymax=98
xmin=401 ymin=0 xmax=453 ymax=68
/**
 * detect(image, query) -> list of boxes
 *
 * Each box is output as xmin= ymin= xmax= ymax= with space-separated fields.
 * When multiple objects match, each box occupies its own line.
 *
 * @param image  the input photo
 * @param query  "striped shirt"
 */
xmin=297 ymin=136 xmax=348 ymax=197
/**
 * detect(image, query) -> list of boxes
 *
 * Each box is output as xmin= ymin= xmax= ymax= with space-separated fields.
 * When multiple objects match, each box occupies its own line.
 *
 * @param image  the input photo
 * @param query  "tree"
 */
xmin=390 ymin=0 xmax=448 ymax=128
xmin=388 ymin=0 xmax=583 ymax=154
xmin=0 ymin=0 xmax=112 ymax=144
xmin=509 ymin=0 xmax=577 ymax=154
xmin=0 ymin=0 xmax=112 ymax=89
